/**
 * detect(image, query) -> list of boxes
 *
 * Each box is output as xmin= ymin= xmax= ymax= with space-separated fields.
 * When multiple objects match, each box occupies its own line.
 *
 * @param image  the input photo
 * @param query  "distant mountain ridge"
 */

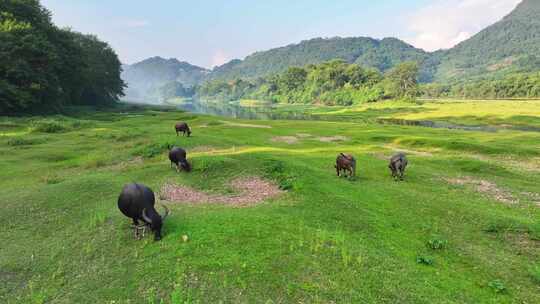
xmin=433 ymin=0 xmax=540 ymax=81
xmin=210 ymin=37 xmax=432 ymax=81
xmin=122 ymin=0 xmax=539 ymax=101
xmin=122 ymin=57 xmax=209 ymax=102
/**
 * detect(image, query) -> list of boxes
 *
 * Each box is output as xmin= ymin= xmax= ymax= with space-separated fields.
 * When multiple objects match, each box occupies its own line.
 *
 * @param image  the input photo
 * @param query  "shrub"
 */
xmin=416 ymin=255 xmax=434 ymax=266
xmin=31 ymin=120 xmax=69 ymax=133
xmin=7 ymin=137 xmax=39 ymax=146
xmin=262 ymin=159 xmax=296 ymax=190
xmin=488 ymin=280 xmax=507 ymax=293
xmin=427 ymin=238 xmax=448 ymax=250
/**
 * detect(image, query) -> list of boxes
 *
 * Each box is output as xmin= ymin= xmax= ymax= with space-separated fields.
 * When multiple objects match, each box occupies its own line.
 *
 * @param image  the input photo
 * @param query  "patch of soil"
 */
xmin=504 ymin=233 xmax=540 ymax=256
xmin=220 ymin=121 xmax=272 ymax=129
xmin=160 ymin=176 xmax=284 ymax=207
xmin=296 ymin=133 xmax=312 ymax=138
xmin=271 ymin=136 xmax=299 ymax=144
xmin=317 ymin=136 xmax=348 ymax=142
xmin=469 ymin=154 xmax=540 ymax=173
xmin=446 ymin=176 xmax=518 ymax=205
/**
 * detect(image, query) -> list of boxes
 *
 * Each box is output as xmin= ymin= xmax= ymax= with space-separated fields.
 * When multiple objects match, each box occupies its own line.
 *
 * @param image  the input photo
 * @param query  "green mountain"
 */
xmin=434 ymin=0 xmax=540 ymax=82
xmin=122 ymin=57 xmax=209 ymax=102
xmin=124 ymin=0 xmax=539 ymax=103
xmin=210 ymin=0 xmax=539 ymax=83
xmin=210 ymin=37 xmax=431 ymax=81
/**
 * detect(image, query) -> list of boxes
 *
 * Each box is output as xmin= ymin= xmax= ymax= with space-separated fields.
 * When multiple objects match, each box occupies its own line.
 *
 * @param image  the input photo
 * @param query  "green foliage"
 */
xmin=262 ymin=159 xmax=296 ymax=190
xmin=209 ymin=37 xmax=429 ymax=81
xmin=488 ymin=280 xmax=507 ymax=293
xmin=0 ymin=0 xmax=124 ymax=114
xmin=384 ymin=62 xmax=420 ymax=99
xmin=31 ymin=120 xmax=70 ymax=133
xmin=198 ymin=60 xmax=396 ymax=105
xmin=426 ymin=238 xmax=448 ymax=250
xmin=7 ymin=137 xmax=40 ymax=146
xmin=435 ymin=0 xmax=540 ymax=82
xmin=202 ymin=1 xmax=540 ymax=87
xmin=421 ymin=72 xmax=540 ymax=99
xmin=416 ymin=255 xmax=434 ymax=266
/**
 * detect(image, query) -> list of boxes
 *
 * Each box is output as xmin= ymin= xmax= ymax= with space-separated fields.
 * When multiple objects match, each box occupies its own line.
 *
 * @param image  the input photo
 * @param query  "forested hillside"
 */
xmin=122 ymin=57 xmax=209 ymax=103
xmin=209 ymin=37 xmax=431 ymax=82
xmin=124 ymin=0 xmax=540 ymax=104
xmin=0 ymin=0 xmax=125 ymax=114
xmin=198 ymin=60 xmax=420 ymax=105
xmin=434 ymin=0 xmax=540 ymax=82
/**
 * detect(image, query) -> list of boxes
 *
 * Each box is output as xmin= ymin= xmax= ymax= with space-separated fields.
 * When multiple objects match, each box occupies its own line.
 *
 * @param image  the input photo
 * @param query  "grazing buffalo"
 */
xmin=118 ymin=183 xmax=169 ymax=241
xmin=168 ymin=146 xmax=191 ymax=172
xmin=335 ymin=153 xmax=356 ymax=178
xmin=389 ymin=153 xmax=408 ymax=181
xmin=175 ymin=122 xmax=191 ymax=137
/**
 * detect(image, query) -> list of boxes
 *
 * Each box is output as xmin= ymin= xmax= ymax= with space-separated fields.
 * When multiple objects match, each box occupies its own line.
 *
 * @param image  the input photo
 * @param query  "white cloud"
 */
xmin=211 ymin=50 xmax=230 ymax=67
xmin=406 ymin=0 xmax=521 ymax=51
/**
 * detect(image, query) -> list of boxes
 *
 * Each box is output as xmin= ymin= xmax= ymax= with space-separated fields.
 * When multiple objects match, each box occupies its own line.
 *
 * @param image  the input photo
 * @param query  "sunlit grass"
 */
xmin=1 ymin=102 xmax=539 ymax=303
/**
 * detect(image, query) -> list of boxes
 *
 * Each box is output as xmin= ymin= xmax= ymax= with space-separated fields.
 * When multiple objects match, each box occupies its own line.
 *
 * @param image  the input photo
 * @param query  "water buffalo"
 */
xmin=117 ymin=183 xmax=169 ymax=241
xmin=168 ymin=146 xmax=191 ymax=172
xmin=389 ymin=153 xmax=408 ymax=181
xmin=335 ymin=153 xmax=356 ymax=178
xmin=175 ymin=122 xmax=191 ymax=137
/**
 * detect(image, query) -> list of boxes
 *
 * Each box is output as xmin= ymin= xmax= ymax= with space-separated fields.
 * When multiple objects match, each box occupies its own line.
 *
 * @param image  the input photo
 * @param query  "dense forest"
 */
xmin=209 ymin=37 xmax=432 ymax=82
xmin=198 ymin=60 xmax=419 ymax=105
xmin=207 ymin=0 xmax=540 ymax=84
xmin=0 ymin=0 xmax=125 ymax=114
xmin=421 ymin=72 xmax=540 ymax=99
xmin=125 ymin=0 xmax=540 ymax=104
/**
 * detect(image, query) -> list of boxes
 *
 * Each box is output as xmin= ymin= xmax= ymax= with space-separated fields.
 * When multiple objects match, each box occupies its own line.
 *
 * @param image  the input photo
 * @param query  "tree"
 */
xmin=0 ymin=0 xmax=125 ymax=114
xmin=385 ymin=62 xmax=419 ymax=99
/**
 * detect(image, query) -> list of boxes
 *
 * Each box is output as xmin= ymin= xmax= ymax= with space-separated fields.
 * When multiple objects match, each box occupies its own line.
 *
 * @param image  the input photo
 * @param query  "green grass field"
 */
xmin=1 ymin=101 xmax=539 ymax=303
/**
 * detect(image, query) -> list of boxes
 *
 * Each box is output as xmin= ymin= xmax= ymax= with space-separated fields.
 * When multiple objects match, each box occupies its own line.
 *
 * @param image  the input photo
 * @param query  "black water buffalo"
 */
xmin=389 ymin=153 xmax=408 ymax=181
xmin=175 ymin=122 xmax=191 ymax=137
xmin=168 ymin=146 xmax=191 ymax=172
xmin=335 ymin=153 xmax=356 ymax=178
xmin=117 ymin=183 xmax=169 ymax=241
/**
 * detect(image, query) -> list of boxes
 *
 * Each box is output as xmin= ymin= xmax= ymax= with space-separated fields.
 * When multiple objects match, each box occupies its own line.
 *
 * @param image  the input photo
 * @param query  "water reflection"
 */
xmin=176 ymin=100 xmax=314 ymax=121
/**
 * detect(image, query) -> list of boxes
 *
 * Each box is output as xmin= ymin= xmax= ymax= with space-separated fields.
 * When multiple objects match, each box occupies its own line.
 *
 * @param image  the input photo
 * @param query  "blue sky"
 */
xmin=41 ymin=0 xmax=521 ymax=68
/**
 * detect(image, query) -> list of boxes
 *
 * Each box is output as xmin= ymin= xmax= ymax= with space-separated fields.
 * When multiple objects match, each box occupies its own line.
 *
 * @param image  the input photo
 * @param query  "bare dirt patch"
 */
xmin=468 ymin=154 xmax=540 ymax=173
xmin=504 ymin=233 xmax=540 ymax=256
xmin=317 ymin=136 xmax=348 ymax=142
xmin=271 ymin=136 xmax=299 ymax=144
xmin=445 ymin=176 xmax=518 ymax=205
xmin=296 ymin=133 xmax=312 ymax=138
xmin=160 ymin=176 xmax=284 ymax=207
xmin=220 ymin=121 xmax=272 ymax=129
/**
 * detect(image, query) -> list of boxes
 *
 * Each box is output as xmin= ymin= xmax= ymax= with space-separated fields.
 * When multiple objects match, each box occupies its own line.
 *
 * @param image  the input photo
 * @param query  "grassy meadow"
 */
xmin=1 ymin=100 xmax=539 ymax=303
